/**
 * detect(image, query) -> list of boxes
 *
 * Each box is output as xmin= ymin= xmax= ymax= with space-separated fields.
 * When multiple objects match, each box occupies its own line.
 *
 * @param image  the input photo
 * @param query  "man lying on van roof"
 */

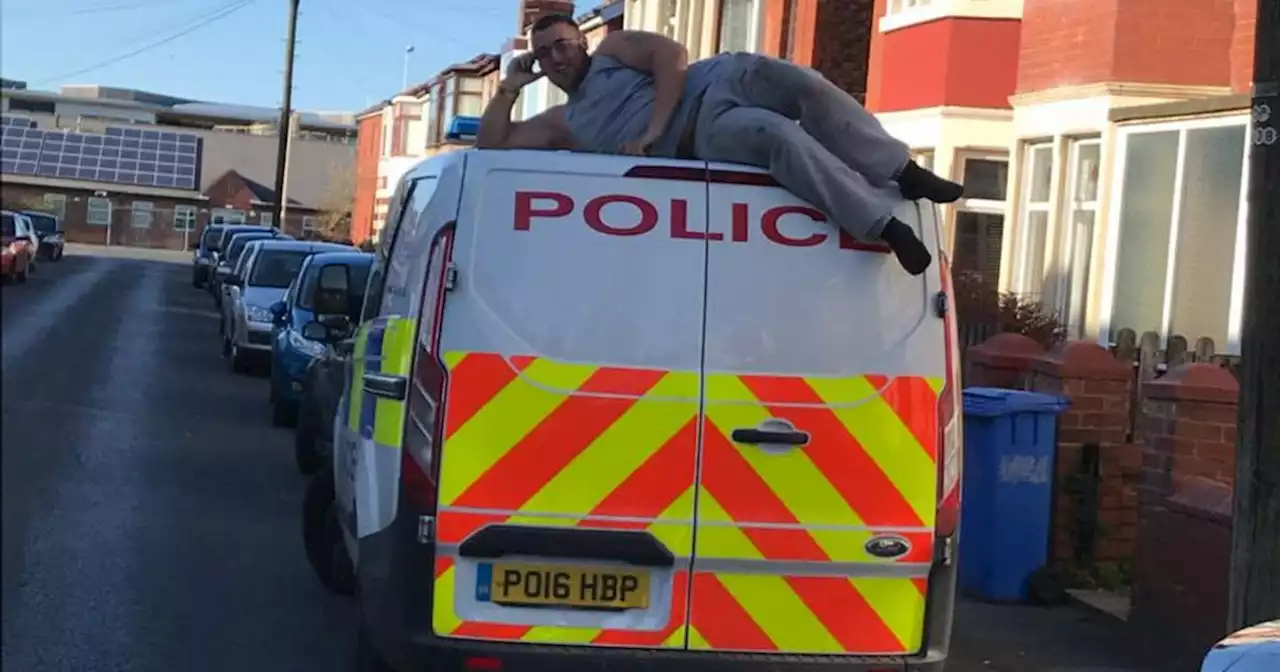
xmin=476 ymin=14 xmax=965 ymax=277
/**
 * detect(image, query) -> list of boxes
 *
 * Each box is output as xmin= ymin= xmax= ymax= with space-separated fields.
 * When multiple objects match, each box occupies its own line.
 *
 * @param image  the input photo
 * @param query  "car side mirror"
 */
xmin=269 ymin=301 xmax=288 ymax=324
xmin=300 ymin=321 xmax=330 ymax=341
xmin=313 ymin=265 xmax=350 ymax=315
xmin=224 ymin=274 xmax=243 ymax=287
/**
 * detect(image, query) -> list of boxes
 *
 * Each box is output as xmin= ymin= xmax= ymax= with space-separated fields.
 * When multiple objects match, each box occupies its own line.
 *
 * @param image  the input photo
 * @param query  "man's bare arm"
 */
xmin=476 ymin=90 xmax=572 ymax=150
xmin=595 ymin=30 xmax=689 ymax=146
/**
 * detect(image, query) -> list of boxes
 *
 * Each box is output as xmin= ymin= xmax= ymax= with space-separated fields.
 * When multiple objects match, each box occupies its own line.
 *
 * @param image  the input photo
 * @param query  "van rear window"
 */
xmin=1 ymin=213 xmax=15 ymax=237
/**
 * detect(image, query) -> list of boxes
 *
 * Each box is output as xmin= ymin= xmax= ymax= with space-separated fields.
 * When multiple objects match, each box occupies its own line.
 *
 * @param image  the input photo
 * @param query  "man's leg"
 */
xmin=723 ymin=54 xmax=963 ymax=203
xmin=696 ymin=105 xmax=932 ymax=275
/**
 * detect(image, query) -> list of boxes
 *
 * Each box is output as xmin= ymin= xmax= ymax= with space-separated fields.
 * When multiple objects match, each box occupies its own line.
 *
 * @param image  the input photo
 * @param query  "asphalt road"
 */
xmin=0 ymin=246 xmax=1197 ymax=672
xmin=1 ymin=249 xmax=353 ymax=672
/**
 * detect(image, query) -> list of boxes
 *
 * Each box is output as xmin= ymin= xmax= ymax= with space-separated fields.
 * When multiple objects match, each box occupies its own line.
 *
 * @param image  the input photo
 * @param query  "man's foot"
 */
xmin=881 ymin=218 xmax=933 ymax=276
xmin=898 ymin=161 xmax=964 ymax=204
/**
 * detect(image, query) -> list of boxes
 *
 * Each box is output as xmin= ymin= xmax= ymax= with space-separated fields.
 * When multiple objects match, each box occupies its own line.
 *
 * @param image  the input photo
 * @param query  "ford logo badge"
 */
xmin=865 ymin=535 xmax=911 ymax=559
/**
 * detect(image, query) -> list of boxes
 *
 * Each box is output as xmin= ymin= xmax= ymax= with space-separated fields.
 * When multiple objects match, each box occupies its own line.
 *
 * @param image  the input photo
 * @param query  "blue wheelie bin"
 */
xmin=959 ymin=387 xmax=1070 ymax=602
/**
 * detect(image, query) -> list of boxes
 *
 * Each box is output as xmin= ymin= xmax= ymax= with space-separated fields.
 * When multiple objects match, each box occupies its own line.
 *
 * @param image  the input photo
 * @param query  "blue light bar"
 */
xmin=446 ymin=116 xmax=480 ymax=142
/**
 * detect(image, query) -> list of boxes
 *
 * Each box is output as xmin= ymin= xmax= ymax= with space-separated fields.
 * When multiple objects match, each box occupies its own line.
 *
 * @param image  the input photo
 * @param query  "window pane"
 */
xmin=457 ymin=93 xmax=483 ymax=118
xmin=1060 ymin=210 xmax=1096 ymax=337
xmin=953 ymin=211 xmax=1004 ymax=287
xmin=1072 ymin=142 xmax=1101 ymax=202
xmin=459 ymin=77 xmax=482 ymax=93
xmin=1168 ymin=124 xmax=1245 ymax=348
xmin=1027 ymin=145 xmax=1053 ymax=203
xmin=1110 ymin=130 xmax=1179 ymax=340
xmin=963 ymin=159 xmax=1008 ymax=201
xmin=1020 ymin=210 xmax=1049 ymax=295
xmin=719 ymin=0 xmax=754 ymax=53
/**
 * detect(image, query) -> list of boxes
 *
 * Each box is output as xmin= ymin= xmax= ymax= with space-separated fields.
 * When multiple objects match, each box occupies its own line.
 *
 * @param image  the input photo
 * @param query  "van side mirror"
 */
xmin=224 ymin=274 xmax=243 ymax=287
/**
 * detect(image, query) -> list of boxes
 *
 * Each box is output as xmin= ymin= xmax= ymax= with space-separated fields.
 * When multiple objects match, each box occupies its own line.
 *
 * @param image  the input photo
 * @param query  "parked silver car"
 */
xmin=222 ymin=239 xmax=355 ymax=373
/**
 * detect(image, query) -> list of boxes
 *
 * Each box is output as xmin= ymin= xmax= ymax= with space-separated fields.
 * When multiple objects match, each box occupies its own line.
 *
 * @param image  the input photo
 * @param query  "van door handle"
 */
xmin=363 ymin=372 xmax=407 ymax=400
xmin=731 ymin=428 xmax=810 ymax=446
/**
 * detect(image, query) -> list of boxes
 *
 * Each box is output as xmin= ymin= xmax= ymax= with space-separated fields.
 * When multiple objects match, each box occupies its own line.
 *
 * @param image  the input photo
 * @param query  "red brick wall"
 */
xmin=778 ymin=0 xmax=875 ymax=102
xmin=869 ymin=18 xmax=1021 ymax=112
xmin=351 ymin=114 xmax=383 ymax=244
xmin=1018 ymin=0 xmax=1235 ymax=94
xmin=1 ymin=181 xmax=208 ymax=250
xmin=1231 ymin=0 xmax=1256 ymax=93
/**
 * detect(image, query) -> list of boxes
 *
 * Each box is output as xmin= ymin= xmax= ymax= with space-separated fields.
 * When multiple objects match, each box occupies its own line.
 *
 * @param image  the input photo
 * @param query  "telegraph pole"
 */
xmin=271 ymin=0 xmax=300 ymax=230
xmin=1228 ymin=0 xmax=1280 ymax=633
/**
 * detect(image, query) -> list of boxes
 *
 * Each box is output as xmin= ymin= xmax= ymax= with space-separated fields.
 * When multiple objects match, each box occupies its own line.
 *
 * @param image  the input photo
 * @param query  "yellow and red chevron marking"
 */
xmin=429 ymin=352 xmax=940 ymax=654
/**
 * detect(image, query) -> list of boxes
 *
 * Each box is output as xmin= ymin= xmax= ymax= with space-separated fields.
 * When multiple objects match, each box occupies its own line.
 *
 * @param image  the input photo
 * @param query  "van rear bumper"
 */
xmin=400 ymin=635 xmax=947 ymax=672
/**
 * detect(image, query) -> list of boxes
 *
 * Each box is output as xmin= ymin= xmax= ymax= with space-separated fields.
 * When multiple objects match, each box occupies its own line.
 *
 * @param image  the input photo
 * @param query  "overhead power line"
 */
xmin=5 ymin=0 xmax=206 ymax=20
xmin=30 ymin=0 xmax=258 ymax=86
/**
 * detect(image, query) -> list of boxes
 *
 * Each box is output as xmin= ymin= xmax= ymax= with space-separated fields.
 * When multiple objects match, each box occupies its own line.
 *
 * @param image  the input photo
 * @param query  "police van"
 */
xmin=321 ymin=135 xmax=963 ymax=671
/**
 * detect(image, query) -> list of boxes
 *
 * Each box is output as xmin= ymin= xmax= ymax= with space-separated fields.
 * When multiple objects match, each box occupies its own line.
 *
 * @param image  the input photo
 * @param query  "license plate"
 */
xmin=475 ymin=562 xmax=649 ymax=610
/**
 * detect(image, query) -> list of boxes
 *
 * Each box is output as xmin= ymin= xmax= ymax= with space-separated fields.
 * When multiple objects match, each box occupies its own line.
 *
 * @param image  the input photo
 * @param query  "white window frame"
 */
xmin=1098 ymin=114 xmax=1252 ymax=354
xmin=717 ymin=0 xmax=764 ymax=54
xmin=302 ymin=215 xmax=320 ymax=232
xmin=43 ymin=193 xmax=67 ymax=220
xmin=211 ymin=208 xmax=246 ymax=225
xmin=130 ymin=201 xmax=154 ymax=228
xmin=951 ymin=150 xmax=1009 ymax=281
xmin=881 ymin=0 xmax=1023 ymax=33
xmin=87 ymin=197 xmax=112 ymax=226
xmin=1014 ymin=141 xmax=1055 ymax=296
xmin=1055 ymin=137 xmax=1102 ymax=337
xmin=173 ymin=204 xmax=197 ymax=232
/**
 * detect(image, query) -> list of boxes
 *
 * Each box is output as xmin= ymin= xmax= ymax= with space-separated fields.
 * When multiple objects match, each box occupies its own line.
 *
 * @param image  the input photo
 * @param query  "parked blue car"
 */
xmin=268 ymin=251 xmax=373 ymax=426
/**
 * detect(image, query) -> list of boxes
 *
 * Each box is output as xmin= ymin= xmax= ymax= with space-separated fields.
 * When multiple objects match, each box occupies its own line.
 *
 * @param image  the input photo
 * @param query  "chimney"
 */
xmin=518 ymin=0 xmax=576 ymax=34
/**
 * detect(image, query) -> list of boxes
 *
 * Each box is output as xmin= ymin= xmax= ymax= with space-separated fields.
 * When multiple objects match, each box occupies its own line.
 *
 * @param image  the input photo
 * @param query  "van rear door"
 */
xmin=688 ymin=165 xmax=946 ymax=655
xmin=430 ymin=151 xmax=705 ymax=649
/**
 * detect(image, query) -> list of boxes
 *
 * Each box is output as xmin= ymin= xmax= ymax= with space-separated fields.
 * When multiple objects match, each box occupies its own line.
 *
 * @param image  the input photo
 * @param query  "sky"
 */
xmin=0 ymin=0 xmax=523 ymax=112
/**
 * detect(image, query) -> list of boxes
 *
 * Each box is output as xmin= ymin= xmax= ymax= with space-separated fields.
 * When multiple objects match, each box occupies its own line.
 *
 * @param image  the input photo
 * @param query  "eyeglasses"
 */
xmin=531 ymin=38 xmax=581 ymax=61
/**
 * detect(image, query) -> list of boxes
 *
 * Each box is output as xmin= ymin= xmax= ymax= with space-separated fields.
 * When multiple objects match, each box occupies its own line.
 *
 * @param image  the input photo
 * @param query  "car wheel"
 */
xmin=54 ymin=247 xmax=63 ymax=262
xmin=229 ymin=343 xmax=249 ymax=374
xmin=303 ymin=469 xmax=355 ymax=596
xmin=295 ymin=403 xmax=320 ymax=475
xmin=272 ymin=398 xmax=296 ymax=428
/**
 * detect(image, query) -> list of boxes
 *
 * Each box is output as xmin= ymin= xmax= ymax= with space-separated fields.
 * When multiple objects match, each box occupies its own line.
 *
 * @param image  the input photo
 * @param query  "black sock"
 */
xmin=881 ymin=217 xmax=933 ymax=276
xmin=898 ymin=161 xmax=964 ymax=204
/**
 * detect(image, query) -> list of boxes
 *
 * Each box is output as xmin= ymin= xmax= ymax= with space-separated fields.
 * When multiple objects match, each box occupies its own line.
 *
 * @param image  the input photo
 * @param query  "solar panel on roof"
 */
xmin=1 ymin=123 xmax=202 ymax=190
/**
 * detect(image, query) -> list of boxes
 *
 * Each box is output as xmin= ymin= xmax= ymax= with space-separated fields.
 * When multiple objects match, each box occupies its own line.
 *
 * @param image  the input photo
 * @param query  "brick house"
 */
xmin=350 ymin=55 xmax=500 ymax=244
xmin=0 ymin=168 xmax=327 ymax=250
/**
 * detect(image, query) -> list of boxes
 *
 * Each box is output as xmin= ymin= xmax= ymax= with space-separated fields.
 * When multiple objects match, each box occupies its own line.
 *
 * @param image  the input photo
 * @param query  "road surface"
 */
xmin=0 ymin=247 xmax=1197 ymax=671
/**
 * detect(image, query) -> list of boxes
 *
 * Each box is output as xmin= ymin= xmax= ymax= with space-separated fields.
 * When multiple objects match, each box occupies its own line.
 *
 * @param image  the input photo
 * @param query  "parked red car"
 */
xmin=1 ymin=210 xmax=35 ymax=284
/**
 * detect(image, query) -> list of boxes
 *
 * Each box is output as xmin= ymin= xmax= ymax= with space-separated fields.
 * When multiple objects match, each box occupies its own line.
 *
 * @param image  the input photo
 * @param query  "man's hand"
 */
xmin=501 ymin=53 xmax=543 ymax=92
xmin=621 ymin=130 xmax=660 ymax=156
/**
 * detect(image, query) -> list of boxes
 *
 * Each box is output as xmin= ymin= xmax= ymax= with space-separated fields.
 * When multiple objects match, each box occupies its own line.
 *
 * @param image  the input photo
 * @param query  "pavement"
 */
xmin=0 ymin=245 xmax=1202 ymax=672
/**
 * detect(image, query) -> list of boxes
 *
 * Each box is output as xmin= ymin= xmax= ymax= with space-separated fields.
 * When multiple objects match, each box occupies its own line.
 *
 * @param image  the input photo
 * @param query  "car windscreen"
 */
xmin=217 ymin=226 xmax=257 ymax=250
xmin=24 ymin=213 xmax=58 ymax=234
xmin=1 ymin=213 xmax=15 ymax=237
xmin=201 ymin=227 xmax=224 ymax=250
xmin=248 ymin=250 xmax=311 ymax=288
xmin=226 ymin=234 xmax=271 ymax=266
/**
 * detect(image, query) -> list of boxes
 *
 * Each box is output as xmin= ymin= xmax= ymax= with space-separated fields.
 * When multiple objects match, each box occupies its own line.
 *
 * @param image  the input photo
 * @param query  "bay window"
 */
xmin=1101 ymin=116 xmax=1249 ymax=353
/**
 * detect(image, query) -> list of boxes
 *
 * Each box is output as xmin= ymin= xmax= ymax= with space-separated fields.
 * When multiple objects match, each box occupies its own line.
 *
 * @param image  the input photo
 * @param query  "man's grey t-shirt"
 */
xmin=562 ymin=54 xmax=726 ymax=157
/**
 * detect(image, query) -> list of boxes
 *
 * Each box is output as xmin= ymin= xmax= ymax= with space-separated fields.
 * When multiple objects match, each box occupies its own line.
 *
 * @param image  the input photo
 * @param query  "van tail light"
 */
xmin=400 ymin=227 xmax=456 ymax=514
xmin=936 ymin=257 xmax=962 ymax=538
